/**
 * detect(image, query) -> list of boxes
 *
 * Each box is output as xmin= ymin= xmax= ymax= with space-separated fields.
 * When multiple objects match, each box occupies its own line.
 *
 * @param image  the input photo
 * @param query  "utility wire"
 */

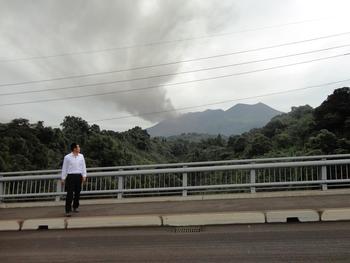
xmin=1 ymin=44 xmax=350 ymax=96
xmin=1 ymin=31 xmax=350 ymax=88
xmin=0 ymin=16 xmax=336 ymax=63
xmin=89 ymin=78 xmax=350 ymax=122
xmin=0 ymin=52 xmax=349 ymax=107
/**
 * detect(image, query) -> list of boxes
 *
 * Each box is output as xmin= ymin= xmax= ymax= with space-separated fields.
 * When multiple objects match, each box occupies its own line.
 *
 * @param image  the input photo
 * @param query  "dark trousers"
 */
xmin=65 ymin=173 xmax=82 ymax=213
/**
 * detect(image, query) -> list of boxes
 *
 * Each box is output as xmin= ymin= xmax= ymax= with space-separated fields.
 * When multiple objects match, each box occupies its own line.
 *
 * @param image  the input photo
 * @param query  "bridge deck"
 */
xmin=1 ymin=193 xmax=350 ymax=220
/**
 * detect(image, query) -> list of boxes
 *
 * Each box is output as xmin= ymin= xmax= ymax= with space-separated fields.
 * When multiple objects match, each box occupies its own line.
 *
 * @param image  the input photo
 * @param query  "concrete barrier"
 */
xmin=163 ymin=212 xmax=265 ymax=226
xmin=21 ymin=218 xmax=66 ymax=230
xmin=67 ymin=215 xmax=162 ymax=229
xmin=266 ymin=209 xmax=319 ymax=223
xmin=0 ymin=220 xmax=20 ymax=231
xmin=321 ymin=208 xmax=350 ymax=221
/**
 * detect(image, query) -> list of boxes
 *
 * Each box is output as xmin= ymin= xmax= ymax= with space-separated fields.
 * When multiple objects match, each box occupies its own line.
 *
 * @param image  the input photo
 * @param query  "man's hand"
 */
xmin=82 ymin=177 xmax=87 ymax=183
xmin=61 ymin=179 xmax=65 ymax=185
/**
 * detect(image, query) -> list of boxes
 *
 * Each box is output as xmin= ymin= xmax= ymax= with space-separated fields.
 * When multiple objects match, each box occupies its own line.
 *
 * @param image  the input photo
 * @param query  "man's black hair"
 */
xmin=70 ymin=143 xmax=78 ymax=151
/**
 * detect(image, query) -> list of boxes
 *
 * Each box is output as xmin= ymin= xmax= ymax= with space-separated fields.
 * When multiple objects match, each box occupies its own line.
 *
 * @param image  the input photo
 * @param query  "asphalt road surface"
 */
xmin=1 ymin=222 xmax=350 ymax=262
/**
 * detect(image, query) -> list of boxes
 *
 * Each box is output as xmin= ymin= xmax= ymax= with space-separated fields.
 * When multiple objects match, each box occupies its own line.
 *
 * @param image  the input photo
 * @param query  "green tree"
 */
xmin=246 ymin=133 xmax=272 ymax=157
xmin=125 ymin=127 xmax=151 ymax=151
xmin=85 ymin=134 xmax=131 ymax=166
xmin=61 ymin=116 xmax=90 ymax=145
xmin=307 ymin=129 xmax=337 ymax=154
xmin=314 ymin=87 xmax=350 ymax=137
xmin=275 ymin=132 xmax=292 ymax=148
xmin=262 ymin=119 xmax=286 ymax=137
xmin=227 ymin=135 xmax=247 ymax=155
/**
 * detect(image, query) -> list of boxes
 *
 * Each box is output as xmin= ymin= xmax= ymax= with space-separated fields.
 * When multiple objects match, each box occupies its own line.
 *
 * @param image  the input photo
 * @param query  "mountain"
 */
xmin=147 ymin=102 xmax=283 ymax=137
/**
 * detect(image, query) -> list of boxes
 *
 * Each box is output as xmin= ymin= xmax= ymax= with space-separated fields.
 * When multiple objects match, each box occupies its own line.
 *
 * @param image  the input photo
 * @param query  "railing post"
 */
xmin=250 ymin=168 xmax=256 ymax=193
xmin=55 ymin=178 xmax=62 ymax=202
xmin=182 ymin=166 xmax=187 ymax=197
xmin=0 ymin=175 xmax=3 ymax=203
xmin=321 ymin=159 xmax=328 ymax=191
xmin=118 ymin=170 xmax=124 ymax=199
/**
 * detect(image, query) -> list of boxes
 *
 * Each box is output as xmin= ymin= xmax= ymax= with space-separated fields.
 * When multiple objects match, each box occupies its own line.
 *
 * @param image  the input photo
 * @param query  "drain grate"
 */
xmin=286 ymin=217 xmax=300 ymax=223
xmin=37 ymin=225 xmax=49 ymax=230
xmin=174 ymin=226 xmax=202 ymax=233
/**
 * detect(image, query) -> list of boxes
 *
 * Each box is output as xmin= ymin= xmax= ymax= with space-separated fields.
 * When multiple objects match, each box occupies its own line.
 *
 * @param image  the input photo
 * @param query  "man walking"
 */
xmin=61 ymin=143 xmax=87 ymax=217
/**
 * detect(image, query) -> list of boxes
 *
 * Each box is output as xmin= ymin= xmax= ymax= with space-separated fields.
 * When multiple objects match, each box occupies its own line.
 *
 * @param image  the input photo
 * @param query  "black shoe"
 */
xmin=73 ymin=208 xmax=79 ymax=213
xmin=65 ymin=212 xmax=72 ymax=217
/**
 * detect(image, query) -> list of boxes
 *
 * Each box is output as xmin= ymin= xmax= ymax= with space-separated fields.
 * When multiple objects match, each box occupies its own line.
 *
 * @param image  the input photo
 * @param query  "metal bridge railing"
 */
xmin=0 ymin=154 xmax=349 ymax=202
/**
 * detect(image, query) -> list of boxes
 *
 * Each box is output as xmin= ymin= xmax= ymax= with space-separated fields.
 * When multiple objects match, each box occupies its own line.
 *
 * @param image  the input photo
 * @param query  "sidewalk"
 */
xmin=1 ymin=191 xmax=350 ymax=220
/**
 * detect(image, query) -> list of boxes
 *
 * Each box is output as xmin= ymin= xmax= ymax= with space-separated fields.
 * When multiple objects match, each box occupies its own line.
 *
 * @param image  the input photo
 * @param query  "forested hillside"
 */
xmin=0 ymin=88 xmax=349 ymax=172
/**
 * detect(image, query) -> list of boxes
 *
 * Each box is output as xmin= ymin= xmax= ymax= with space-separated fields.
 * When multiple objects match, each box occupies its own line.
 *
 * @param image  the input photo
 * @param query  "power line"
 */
xmin=0 ymin=16 xmax=336 ymax=63
xmin=0 ymin=52 xmax=348 ymax=107
xmin=1 ymin=31 xmax=350 ymax=88
xmin=88 ymin=78 xmax=350 ymax=122
xmin=1 ymin=44 xmax=350 ymax=96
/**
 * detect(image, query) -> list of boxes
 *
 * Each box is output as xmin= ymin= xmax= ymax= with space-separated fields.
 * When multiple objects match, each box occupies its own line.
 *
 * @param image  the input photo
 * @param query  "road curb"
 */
xmin=67 ymin=215 xmax=162 ymax=229
xmin=266 ymin=209 xmax=320 ymax=223
xmin=163 ymin=212 xmax=265 ymax=226
xmin=4 ymin=208 xmax=350 ymax=231
xmin=21 ymin=218 xmax=66 ymax=230
xmin=0 ymin=220 xmax=20 ymax=231
xmin=321 ymin=208 xmax=350 ymax=221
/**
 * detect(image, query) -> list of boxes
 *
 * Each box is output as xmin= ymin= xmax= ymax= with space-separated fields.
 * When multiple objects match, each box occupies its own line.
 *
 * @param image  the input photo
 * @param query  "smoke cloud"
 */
xmin=0 ymin=0 xmax=236 ymax=123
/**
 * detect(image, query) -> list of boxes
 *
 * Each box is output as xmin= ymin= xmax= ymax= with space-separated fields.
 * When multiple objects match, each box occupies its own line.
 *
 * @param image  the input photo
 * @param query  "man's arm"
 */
xmin=81 ymin=155 xmax=87 ymax=182
xmin=61 ymin=156 xmax=68 ymax=183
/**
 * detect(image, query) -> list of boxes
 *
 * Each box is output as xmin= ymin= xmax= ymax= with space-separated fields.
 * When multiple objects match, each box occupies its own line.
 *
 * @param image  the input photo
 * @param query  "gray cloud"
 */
xmin=0 ymin=0 xmax=237 ymax=123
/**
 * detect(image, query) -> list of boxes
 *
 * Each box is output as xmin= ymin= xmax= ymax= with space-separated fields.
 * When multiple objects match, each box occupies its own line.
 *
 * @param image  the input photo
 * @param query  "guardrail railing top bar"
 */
xmin=1 ymin=158 xmax=350 ymax=182
xmin=0 ymin=153 xmax=349 ymax=176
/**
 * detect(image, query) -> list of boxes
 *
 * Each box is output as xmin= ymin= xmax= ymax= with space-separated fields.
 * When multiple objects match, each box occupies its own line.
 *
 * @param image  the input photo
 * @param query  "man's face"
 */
xmin=74 ymin=145 xmax=80 ymax=153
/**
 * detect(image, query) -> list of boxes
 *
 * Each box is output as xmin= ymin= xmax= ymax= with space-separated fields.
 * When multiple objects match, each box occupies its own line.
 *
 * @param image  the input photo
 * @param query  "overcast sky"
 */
xmin=0 ymin=0 xmax=350 ymax=131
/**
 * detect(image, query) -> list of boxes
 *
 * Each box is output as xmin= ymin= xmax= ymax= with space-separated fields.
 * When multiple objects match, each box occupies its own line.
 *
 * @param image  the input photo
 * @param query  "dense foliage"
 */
xmin=0 ymin=88 xmax=349 ymax=172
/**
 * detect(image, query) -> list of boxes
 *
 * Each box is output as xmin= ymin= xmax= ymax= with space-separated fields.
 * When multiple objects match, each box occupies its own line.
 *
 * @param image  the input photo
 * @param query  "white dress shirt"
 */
xmin=61 ymin=153 xmax=87 ymax=180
